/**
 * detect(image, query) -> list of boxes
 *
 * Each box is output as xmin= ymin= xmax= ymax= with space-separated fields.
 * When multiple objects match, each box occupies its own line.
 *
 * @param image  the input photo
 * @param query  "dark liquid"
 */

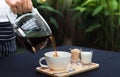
xmin=17 ymin=34 xmax=58 ymax=56
xmin=17 ymin=36 xmax=49 ymax=53
xmin=49 ymin=35 xmax=58 ymax=57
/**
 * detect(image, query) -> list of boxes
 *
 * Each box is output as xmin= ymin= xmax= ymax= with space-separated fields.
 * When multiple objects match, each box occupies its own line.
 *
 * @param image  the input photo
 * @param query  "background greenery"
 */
xmin=17 ymin=0 xmax=120 ymax=53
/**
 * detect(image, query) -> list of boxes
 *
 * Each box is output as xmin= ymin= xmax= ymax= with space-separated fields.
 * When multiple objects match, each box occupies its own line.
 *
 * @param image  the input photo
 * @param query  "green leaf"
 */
xmin=92 ymin=5 xmax=103 ymax=16
xmin=39 ymin=5 xmax=63 ymax=16
xmin=40 ymin=5 xmax=55 ymax=11
xmin=100 ymin=0 xmax=107 ymax=9
xmin=115 ymin=12 xmax=120 ymax=16
xmin=37 ymin=0 xmax=46 ymax=4
xmin=104 ymin=10 xmax=110 ymax=16
xmin=50 ymin=17 xmax=59 ymax=29
xmin=74 ymin=6 xmax=86 ymax=12
xmin=85 ymin=24 xmax=101 ymax=32
xmin=108 ymin=0 xmax=118 ymax=11
xmin=118 ymin=18 xmax=120 ymax=26
xmin=63 ymin=0 xmax=72 ymax=9
xmin=81 ymin=0 xmax=96 ymax=7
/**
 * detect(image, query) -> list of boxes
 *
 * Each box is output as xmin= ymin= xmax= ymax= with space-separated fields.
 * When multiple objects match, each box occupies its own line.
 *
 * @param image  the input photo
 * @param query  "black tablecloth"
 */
xmin=0 ymin=46 xmax=120 ymax=77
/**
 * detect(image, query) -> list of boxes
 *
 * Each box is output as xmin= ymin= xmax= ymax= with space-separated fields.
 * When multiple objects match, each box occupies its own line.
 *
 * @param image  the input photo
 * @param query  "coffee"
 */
xmin=17 ymin=36 xmax=49 ymax=53
xmin=17 ymin=34 xmax=59 ymax=56
xmin=71 ymin=48 xmax=81 ymax=62
xmin=39 ymin=51 xmax=71 ymax=70
xmin=49 ymin=35 xmax=58 ymax=57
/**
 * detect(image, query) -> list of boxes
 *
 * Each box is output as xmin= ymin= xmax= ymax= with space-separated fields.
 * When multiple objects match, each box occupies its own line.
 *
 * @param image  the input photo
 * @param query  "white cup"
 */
xmin=81 ymin=49 xmax=93 ymax=64
xmin=39 ymin=51 xmax=71 ymax=71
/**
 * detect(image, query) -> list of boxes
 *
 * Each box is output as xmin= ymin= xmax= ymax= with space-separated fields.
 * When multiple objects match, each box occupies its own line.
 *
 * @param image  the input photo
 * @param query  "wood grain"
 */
xmin=36 ymin=63 xmax=99 ymax=77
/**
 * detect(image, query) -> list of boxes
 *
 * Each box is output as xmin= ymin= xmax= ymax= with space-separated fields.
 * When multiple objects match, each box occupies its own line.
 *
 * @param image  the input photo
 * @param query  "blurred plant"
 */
xmin=33 ymin=0 xmax=76 ymax=45
xmin=53 ymin=0 xmax=75 ymax=45
xmin=32 ymin=0 xmax=63 ymax=29
xmin=73 ymin=0 xmax=120 ymax=50
xmin=32 ymin=0 xmax=120 ymax=51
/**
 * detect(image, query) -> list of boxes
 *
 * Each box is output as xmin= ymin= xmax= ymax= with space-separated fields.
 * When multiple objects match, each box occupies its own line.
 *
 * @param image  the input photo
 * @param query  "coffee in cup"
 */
xmin=39 ymin=51 xmax=71 ymax=71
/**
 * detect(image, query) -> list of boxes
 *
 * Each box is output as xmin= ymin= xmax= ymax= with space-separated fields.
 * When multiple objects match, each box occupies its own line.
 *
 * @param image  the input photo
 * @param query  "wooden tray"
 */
xmin=36 ymin=63 xmax=99 ymax=77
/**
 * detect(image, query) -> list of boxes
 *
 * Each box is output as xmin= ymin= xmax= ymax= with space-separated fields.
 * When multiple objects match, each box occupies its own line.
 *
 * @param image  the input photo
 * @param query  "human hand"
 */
xmin=5 ymin=0 xmax=33 ymax=14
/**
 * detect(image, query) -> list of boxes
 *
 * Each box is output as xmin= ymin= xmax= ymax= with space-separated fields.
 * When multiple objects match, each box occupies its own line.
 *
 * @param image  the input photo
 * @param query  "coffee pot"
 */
xmin=6 ymin=7 xmax=52 ymax=53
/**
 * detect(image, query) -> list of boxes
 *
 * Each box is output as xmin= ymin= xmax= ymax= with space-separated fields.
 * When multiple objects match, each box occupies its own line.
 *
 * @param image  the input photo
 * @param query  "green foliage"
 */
xmin=92 ymin=5 xmax=103 ymax=16
xmin=85 ymin=24 xmax=101 ymax=32
xmin=32 ymin=0 xmax=62 ymax=29
xmin=32 ymin=0 xmax=120 ymax=51
xmin=49 ymin=17 xmax=59 ymax=29
xmin=38 ymin=5 xmax=63 ymax=16
xmin=73 ymin=0 xmax=120 ymax=50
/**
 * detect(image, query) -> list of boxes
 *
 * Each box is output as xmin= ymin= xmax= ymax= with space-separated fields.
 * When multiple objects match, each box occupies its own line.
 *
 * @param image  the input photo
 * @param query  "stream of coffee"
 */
xmin=49 ymin=35 xmax=58 ymax=57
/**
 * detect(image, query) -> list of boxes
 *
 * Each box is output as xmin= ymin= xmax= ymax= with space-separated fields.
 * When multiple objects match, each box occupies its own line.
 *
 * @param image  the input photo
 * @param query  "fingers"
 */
xmin=22 ymin=0 xmax=33 ymax=13
xmin=6 ymin=0 xmax=33 ymax=14
xmin=16 ymin=0 xmax=23 ymax=14
xmin=27 ymin=0 xmax=33 ymax=12
xmin=10 ymin=6 xmax=17 ymax=14
xmin=6 ymin=0 xmax=18 ymax=14
xmin=22 ymin=0 xmax=28 ymax=13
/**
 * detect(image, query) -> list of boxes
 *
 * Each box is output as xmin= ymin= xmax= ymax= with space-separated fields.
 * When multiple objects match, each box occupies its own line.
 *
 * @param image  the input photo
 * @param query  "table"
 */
xmin=0 ymin=46 xmax=120 ymax=77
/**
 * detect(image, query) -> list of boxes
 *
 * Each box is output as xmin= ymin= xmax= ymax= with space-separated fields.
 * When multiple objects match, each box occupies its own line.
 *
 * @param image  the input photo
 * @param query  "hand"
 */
xmin=5 ymin=0 xmax=33 ymax=14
